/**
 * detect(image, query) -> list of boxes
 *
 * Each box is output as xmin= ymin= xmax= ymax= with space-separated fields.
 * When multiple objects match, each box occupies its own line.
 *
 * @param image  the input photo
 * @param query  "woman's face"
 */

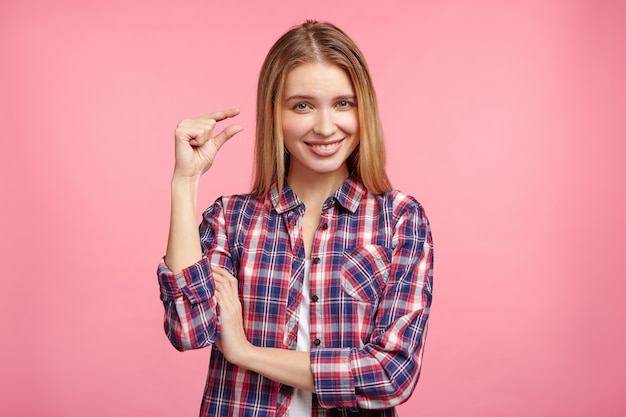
xmin=281 ymin=62 xmax=359 ymax=182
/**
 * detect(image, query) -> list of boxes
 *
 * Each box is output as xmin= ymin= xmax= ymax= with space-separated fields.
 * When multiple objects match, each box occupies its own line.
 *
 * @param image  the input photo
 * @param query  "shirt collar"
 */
xmin=269 ymin=176 xmax=365 ymax=214
xmin=331 ymin=176 xmax=365 ymax=213
xmin=270 ymin=182 xmax=302 ymax=214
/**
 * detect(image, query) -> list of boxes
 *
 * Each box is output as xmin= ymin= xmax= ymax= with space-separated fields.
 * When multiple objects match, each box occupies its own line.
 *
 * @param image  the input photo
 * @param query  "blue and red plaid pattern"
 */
xmin=158 ymin=176 xmax=434 ymax=417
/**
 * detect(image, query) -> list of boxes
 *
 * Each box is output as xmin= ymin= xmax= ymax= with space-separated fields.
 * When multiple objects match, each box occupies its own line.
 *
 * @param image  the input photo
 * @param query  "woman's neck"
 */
xmin=286 ymin=169 xmax=348 ymax=208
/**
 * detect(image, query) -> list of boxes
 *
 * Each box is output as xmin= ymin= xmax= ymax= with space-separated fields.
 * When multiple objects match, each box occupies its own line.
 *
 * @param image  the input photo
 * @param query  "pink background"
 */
xmin=2 ymin=0 xmax=625 ymax=416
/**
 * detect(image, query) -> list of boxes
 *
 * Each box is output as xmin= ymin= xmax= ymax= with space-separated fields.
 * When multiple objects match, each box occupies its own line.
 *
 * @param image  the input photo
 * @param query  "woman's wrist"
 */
xmin=231 ymin=343 xmax=257 ymax=370
xmin=170 ymin=173 xmax=201 ymax=206
xmin=171 ymin=171 xmax=201 ymax=188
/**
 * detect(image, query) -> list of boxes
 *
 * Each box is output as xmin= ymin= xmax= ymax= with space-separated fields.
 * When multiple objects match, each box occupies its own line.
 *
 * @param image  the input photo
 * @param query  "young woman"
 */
xmin=158 ymin=21 xmax=434 ymax=417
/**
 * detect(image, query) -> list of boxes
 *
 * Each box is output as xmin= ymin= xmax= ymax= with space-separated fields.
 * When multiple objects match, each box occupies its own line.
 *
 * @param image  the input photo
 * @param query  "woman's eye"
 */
xmin=337 ymin=100 xmax=353 ymax=108
xmin=294 ymin=103 xmax=310 ymax=110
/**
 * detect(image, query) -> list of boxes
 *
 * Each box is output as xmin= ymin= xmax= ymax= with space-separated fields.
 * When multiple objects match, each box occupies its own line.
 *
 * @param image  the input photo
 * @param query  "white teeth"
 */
xmin=312 ymin=142 xmax=339 ymax=151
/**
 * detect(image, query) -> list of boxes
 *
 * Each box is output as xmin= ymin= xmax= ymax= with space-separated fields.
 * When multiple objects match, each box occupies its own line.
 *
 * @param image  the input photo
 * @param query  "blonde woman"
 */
xmin=158 ymin=21 xmax=434 ymax=417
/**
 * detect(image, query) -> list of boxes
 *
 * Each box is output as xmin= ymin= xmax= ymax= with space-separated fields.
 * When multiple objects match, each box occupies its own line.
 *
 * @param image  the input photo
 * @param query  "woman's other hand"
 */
xmin=212 ymin=266 xmax=253 ymax=365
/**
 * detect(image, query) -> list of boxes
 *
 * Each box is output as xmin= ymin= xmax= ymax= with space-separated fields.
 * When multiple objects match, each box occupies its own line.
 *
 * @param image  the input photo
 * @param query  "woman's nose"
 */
xmin=312 ymin=110 xmax=337 ymax=137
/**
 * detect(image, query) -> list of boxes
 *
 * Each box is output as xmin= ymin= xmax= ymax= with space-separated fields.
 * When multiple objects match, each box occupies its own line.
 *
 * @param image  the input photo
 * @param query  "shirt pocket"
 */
xmin=340 ymin=245 xmax=393 ymax=304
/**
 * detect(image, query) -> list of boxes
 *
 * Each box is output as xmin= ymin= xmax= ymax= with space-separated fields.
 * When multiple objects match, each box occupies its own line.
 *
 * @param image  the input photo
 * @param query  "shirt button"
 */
xmin=313 ymin=338 xmax=321 ymax=346
xmin=313 ymin=257 xmax=321 ymax=264
xmin=322 ymin=223 xmax=329 ymax=230
xmin=311 ymin=295 xmax=319 ymax=303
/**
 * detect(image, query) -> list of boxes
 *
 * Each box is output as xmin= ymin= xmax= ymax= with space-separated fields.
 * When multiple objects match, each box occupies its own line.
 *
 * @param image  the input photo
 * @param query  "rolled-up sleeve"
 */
xmin=312 ymin=201 xmax=434 ymax=411
xmin=157 ymin=198 xmax=234 ymax=351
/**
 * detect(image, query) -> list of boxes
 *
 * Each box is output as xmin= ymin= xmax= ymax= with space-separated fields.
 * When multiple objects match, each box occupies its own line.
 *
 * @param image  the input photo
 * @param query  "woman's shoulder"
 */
xmin=221 ymin=192 xmax=264 ymax=206
xmin=371 ymin=188 xmax=425 ymax=214
xmin=377 ymin=190 xmax=432 ymax=240
xmin=202 ymin=192 xmax=269 ymax=218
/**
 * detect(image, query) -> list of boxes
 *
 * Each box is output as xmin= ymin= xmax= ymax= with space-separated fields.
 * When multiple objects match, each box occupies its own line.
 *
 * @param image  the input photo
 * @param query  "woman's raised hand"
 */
xmin=173 ymin=108 xmax=244 ymax=178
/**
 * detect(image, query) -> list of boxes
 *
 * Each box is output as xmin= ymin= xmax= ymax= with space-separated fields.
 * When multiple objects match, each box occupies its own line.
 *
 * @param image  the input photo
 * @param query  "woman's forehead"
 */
xmin=283 ymin=62 xmax=355 ymax=98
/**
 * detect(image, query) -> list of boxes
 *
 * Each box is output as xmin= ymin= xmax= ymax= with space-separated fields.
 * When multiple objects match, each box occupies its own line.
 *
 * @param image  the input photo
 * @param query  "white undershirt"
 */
xmin=288 ymin=260 xmax=313 ymax=416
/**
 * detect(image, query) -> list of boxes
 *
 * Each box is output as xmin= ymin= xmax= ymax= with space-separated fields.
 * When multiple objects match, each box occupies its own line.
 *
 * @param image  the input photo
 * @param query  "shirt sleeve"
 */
xmin=157 ymin=198 xmax=234 ymax=351
xmin=311 ymin=200 xmax=434 ymax=411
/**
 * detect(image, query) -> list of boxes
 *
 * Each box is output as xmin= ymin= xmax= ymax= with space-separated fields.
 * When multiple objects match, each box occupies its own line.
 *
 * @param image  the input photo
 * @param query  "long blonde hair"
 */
xmin=251 ymin=21 xmax=391 ymax=198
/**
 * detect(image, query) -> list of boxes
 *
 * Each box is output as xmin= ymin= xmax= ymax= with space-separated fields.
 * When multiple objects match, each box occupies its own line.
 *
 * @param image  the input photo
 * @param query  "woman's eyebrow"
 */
xmin=284 ymin=94 xmax=313 ymax=101
xmin=284 ymin=94 xmax=356 ymax=101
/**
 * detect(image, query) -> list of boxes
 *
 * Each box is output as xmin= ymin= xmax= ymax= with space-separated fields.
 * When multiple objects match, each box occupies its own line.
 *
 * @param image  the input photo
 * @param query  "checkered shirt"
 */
xmin=158 ymin=176 xmax=434 ymax=416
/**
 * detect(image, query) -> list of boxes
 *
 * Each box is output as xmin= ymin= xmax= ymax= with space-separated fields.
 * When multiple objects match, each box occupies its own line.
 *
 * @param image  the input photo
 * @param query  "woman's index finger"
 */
xmin=207 ymin=108 xmax=241 ymax=122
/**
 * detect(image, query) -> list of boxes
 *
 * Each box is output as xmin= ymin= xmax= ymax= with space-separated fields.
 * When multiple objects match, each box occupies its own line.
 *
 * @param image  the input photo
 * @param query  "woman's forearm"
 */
xmin=236 ymin=345 xmax=316 ymax=393
xmin=165 ymin=175 xmax=203 ymax=273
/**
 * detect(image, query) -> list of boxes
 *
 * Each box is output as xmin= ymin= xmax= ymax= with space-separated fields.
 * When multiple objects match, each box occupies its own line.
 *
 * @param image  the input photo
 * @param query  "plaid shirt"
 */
xmin=158 ymin=176 xmax=434 ymax=417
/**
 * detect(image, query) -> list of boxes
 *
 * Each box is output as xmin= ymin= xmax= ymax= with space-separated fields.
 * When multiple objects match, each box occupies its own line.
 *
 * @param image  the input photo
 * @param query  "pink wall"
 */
xmin=2 ymin=0 xmax=625 ymax=416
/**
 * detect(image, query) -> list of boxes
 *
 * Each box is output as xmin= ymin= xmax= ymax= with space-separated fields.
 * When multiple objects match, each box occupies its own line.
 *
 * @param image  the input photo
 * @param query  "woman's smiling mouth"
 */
xmin=306 ymin=139 xmax=344 ymax=155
